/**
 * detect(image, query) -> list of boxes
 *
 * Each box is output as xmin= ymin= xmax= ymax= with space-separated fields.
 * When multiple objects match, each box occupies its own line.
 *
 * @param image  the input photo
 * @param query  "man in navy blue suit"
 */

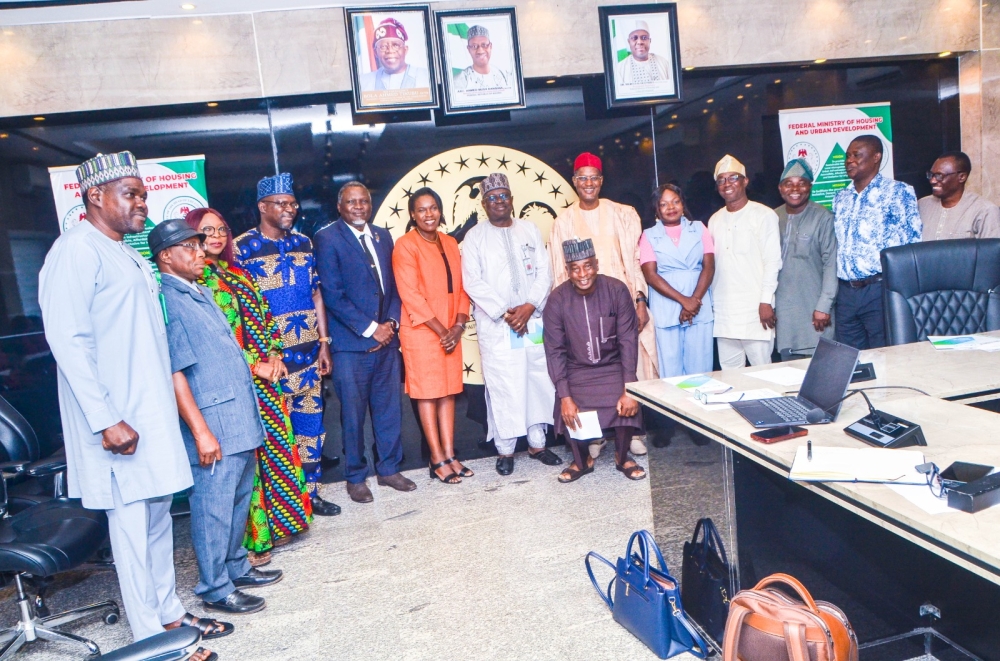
xmin=314 ymin=182 xmax=416 ymax=504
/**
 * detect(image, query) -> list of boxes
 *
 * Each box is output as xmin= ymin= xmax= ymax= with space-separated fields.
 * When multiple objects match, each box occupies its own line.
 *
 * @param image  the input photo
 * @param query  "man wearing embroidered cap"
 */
xmin=462 ymin=173 xmax=561 ymax=475
xmin=543 ymin=239 xmax=645 ymax=483
xmin=454 ymin=25 xmax=513 ymax=93
xmin=774 ymin=158 xmax=838 ymax=358
xmin=39 ymin=153 xmax=222 ymax=655
xmin=551 ymin=151 xmax=655 ymax=458
xmin=235 ymin=173 xmax=340 ymax=517
xmin=709 ymin=154 xmax=783 ymax=370
xmin=360 ymin=16 xmax=431 ymax=93
xmin=615 ymin=19 xmax=672 ymax=88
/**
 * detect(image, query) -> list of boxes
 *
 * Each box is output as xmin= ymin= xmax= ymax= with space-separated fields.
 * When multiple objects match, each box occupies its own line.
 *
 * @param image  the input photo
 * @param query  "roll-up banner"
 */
xmin=778 ymin=103 xmax=893 ymax=209
xmin=48 ymin=155 xmax=208 ymax=259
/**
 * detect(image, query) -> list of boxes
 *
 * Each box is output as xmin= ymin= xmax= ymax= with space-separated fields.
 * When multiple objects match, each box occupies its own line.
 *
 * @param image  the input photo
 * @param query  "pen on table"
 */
xmin=211 ymin=458 xmax=216 ymax=475
xmin=807 ymin=440 xmax=812 ymax=462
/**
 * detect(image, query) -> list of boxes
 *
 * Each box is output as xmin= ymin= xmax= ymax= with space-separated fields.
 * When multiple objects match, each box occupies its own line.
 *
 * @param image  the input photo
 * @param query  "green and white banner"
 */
xmin=48 ymin=155 xmax=208 ymax=260
xmin=778 ymin=103 xmax=893 ymax=210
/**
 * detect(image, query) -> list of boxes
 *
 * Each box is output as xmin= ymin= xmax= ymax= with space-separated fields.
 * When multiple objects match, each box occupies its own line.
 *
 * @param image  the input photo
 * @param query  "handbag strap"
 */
xmin=754 ymin=573 xmax=821 ymax=614
xmin=627 ymin=530 xmax=668 ymax=585
xmin=703 ymin=518 xmax=730 ymax=567
xmin=670 ymin=600 xmax=711 ymax=659
xmin=784 ymin=622 xmax=810 ymax=661
xmin=585 ymin=551 xmax=616 ymax=611
xmin=722 ymin=602 xmax=751 ymax=661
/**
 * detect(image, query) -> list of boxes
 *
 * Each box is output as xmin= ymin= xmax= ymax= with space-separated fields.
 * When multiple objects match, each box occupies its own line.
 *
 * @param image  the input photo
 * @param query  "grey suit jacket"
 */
xmin=161 ymin=274 xmax=263 ymax=465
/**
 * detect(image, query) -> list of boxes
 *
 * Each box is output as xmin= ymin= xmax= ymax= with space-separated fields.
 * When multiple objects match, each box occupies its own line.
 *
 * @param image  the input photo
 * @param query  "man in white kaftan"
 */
xmin=462 ymin=173 xmax=561 ymax=476
xmin=38 ymin=152 xmax=220 ymax=652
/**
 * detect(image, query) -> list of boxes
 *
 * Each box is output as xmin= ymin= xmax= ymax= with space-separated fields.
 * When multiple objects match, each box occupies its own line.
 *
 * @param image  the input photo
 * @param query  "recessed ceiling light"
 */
xmin=32 ymin=147 xmax=39 ymax=151
xmin=814 ymin=58 xmax=827 ymax=63
xmin=939 ymin=51 xmax=952 ymax=57
xmin=737 ymin=94 xmax=744 ymax=99
xmin=206 ymin=102 xmax=218 ymax=107
xmin=684 ymin=66 xmax=695 ymax=71
xmin=181 ymin=3 xmax=196 ymax=9
xmin=702 ymin=108 xmax=709 ymax=114
xmin=0 ymin=134 xmax=7 ymax=139
xmin=706 ymin=98 xmax=714 ymax=103
xmin=667 ymin=124 xmax=676 ymax=129
xmin=744 ymin=83 xmax=752 ymax=88
xmin=774 ymin=79 xmax=782 ymax=84
xmin=33 ymin=117 xmax=44 ymax=121
xmin=634 ymin=131 xmax=641 ymax=137
xmin=671 ymin=114 xmax=678 ymax=119
xmin=546 ymin=79 xmax=555 ymax=84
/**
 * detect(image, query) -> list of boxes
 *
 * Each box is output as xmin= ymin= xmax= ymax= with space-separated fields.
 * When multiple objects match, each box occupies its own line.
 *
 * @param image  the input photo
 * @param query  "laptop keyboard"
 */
xmin=760 ymin=398 xmax=811 ymax=422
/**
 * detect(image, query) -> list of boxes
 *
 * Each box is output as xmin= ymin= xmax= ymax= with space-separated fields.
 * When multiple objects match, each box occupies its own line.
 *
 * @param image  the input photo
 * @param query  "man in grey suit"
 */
xmin=152 ymin=218 xmax=283 ymax=616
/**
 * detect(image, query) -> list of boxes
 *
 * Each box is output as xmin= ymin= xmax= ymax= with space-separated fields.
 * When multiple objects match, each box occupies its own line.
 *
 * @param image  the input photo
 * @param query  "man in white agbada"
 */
xmin=38 ymin=152 xmax=225 ymax=656
xmin=462 ymin=172 xmax=562 ymax=476
xmin=615 ymin=20 xmax=672 ymax=86
xmin=454 ymin=25 xmax=513 ymax=92
xmin=708 ymin=154 xmax=783 ymax=369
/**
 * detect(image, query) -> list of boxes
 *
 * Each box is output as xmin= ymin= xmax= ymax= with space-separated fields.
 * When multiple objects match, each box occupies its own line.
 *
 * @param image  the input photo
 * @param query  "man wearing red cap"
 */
xmin=360 ymin=17 xmax=430 ymax=93
xmin=550 ymin=152 xmax=656 ymax=458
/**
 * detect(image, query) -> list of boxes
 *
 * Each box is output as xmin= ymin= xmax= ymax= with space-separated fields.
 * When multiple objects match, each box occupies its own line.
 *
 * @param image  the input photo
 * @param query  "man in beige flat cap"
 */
xmin=708 ymin=155 xmax=782 ymax=370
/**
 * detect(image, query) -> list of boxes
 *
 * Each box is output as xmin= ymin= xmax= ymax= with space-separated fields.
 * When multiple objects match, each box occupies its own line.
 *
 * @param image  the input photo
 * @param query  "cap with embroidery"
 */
xmin=562 ymin=238 xmax=596 ymax=263
xmin=257 ymin=173 xmax=294 ymax=202
xmin=479 ymin=172 xmax=510 ymax=195
xmin=76 ymin=151 xmax=141 ymax=193
xmin=780 ymin=158 xmax=814 ymax=182
xmin=714 ymin=154 xmax=746 ymax=179
xmin=467 ymin=25 xmax=489 ymax=40
xmin=630 ymin=19 xmax=650 ymax=34
xmin=374 ymin=18 xmax=408 ymax=43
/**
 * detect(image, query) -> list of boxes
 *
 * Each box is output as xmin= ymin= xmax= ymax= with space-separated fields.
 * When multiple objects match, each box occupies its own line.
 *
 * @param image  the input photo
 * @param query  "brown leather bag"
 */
xmin=723 ymin=574 xmax=858 ymax=661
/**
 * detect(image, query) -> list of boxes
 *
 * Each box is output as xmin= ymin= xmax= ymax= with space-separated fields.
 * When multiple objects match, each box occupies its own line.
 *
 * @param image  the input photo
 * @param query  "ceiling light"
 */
xmin=706 ymin=98 xmax=714 ymax=103
xmin=684 ymin=66 xmax=695 ymax=71
xmin=0 ymin=134 xmax=7 ymax=139
xmin=744 ymin=83 xmax=752 ymax=88
xmin=774 ymin=79 xmax=782 ymax=84
xmin=33 ymin=117 xmax=44 ymax=121
xmin=814 ymin=58 xmax=827 ymax=63
xmin=634 ymin=131 xmax=641 ymax=137
xmin=181 ymin=3 xmax=196 ymax=9
xmin=898 ymin=35 xmax=908 ymax=40
xmin=864 ymin=39 xmax=873 ymax=44
xmin=32 ymin=147 xmax=39 ymax=151
xmin=667 ymin=124 xmax=676 ymax=129
xmin=702 ymin=109 xmax=709 ymax=114
xmin=939 ymin=51 xmax=952 ymax=57
xmin=546 ymin=79 xmax=555 ymax=84
xmin=671 ymin=114 xmax=678 ymax=119
xmin=737 ymin=94 xmax=744 ymax=99
xmin=206 ymin=102 xmax=219 ymax=107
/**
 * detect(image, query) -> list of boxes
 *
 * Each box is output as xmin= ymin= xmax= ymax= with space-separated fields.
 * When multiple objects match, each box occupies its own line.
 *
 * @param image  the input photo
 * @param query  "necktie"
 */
xmin=360 ymin=233 xmax=384 ymax=321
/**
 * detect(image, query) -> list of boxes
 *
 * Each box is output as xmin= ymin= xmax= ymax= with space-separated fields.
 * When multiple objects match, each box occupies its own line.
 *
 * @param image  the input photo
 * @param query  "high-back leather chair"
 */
xmin=881 ymin=239 xmax=1000 ymax=346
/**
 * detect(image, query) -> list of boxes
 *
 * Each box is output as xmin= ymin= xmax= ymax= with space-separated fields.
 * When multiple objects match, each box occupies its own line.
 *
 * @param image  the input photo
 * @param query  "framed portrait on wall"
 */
xmin=345 ymin=5 xmax=438 ymax=112
xmin=598 ymin=3 xmax=682 ymax=108
xmin=435 ymin=7 xmax=525 ymax=114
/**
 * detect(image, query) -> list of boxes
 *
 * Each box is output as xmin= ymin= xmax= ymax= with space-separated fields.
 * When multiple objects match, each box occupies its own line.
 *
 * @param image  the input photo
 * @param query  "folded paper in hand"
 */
xmin=789 ymin=446 xmax=926 ymax=484
xmin=568 ymin=410 xmax=603 ymax=441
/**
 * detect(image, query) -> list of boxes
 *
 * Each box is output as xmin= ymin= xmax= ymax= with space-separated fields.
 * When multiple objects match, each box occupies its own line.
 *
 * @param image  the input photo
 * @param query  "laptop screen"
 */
xmin=798 ymin=338 xmax=861 ymax=419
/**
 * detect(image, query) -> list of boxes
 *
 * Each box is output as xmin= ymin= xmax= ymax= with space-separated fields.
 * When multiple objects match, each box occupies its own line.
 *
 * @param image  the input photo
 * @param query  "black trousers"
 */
xmin=835 ymin=280 xmax=885 ymax=350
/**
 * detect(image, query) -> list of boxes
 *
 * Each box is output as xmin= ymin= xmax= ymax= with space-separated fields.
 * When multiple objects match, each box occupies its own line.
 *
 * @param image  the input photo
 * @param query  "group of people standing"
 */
xmin=34 ymin=136 xmax=998 ymax=655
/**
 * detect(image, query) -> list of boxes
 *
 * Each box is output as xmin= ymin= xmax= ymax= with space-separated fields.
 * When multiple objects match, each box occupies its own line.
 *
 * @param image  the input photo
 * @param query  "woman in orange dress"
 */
xmin=392 ymin=187 xmax=473 ymax=484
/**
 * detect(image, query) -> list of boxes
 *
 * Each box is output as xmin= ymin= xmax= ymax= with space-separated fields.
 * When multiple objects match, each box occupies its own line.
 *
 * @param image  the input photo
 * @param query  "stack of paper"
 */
xmin=689 ymin=388 xmax=783 ymax=412
xmin=789 ymin=446 xmax=926 ymax=484
xmin=928 ymin=335 xmax=1000 ymax=352
xmin=663 ymin=374 xmax=731 ymax=395
xmin=745 ymin=366 xmax=807 ymax=387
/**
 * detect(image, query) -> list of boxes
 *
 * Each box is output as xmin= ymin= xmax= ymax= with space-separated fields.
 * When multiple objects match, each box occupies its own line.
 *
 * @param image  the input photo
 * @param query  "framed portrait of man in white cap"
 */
xmin=345 ymin=5 xmax=438 ymax=112
xmin=598 ymin=3 xmax=683 ymax=108
xmin=435 ymin=7 xmax=526 ymax=115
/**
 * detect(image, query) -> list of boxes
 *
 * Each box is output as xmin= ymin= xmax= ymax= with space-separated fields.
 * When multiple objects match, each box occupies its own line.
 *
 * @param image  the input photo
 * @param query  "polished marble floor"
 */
xmin=2 ymin=434 xmax=718 ymax=661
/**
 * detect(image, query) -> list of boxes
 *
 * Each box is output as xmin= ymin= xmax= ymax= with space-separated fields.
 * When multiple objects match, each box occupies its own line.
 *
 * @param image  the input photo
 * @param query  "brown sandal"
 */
xmin=558 ymin=461 xmax=595 ymax=483
xmin=616 ymin=461 xmax=647 ymax=481
xmin=248 ymin=550 xmax=272 ymax=567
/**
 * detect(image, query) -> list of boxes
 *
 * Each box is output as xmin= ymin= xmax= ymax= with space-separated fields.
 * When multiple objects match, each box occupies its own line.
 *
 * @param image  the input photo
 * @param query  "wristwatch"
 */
xmin=389 ymin=318 xmax=399 ymax=332
xmin=635 ymin=293 xmax=648 ymax=305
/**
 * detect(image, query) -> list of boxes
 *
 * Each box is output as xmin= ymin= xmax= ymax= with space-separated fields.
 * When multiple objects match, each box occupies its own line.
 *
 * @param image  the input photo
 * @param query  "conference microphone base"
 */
xmin=844 ymin=410 xmax=927 ymax=449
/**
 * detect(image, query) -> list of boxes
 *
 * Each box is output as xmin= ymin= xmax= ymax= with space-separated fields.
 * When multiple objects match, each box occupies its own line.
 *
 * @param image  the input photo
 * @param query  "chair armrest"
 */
xmin=0 ymin=460 xmax=32 ymax=479
xmin=26 ymin=458 xmax=67 ymax=478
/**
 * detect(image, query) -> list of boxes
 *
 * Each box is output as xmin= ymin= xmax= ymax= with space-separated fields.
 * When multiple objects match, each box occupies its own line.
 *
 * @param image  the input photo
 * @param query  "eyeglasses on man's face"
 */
xmin=573 ymin=175 xmax=603 ymax=185
xmin=199 ymin=226 xmax=229 ymax=237
xmin=264 ymin=200 xmax=300 ymax=211
xmin=175 ymin=241 xmax=206 ymax=253
xmin=926 ymin=170 xmax=964 ymax=182
xmin=485 ymin=193 xmax=511 ymax=204
xmin=376 ymin=40 xmax=405 ymax=54
xmin=716 ymin=174 xmax=743 ymax=186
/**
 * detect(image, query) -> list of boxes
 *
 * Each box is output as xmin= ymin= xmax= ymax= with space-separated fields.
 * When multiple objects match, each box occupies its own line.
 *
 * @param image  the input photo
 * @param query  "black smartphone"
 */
xmin=750 ymin=426 xmax=808 ymax=444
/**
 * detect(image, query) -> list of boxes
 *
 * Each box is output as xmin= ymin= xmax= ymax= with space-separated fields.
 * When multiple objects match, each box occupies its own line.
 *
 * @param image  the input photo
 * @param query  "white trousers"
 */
xmin=717 ymin=337 xmax=773 ymax=370
xmin=495 ymin=423 xmax=547 ymax=455
xmin=105 ymin=474 xmax=186 ymax=641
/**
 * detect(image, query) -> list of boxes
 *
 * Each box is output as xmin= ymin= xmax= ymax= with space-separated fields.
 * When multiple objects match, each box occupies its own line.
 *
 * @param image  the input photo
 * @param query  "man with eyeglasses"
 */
xmin=39 ymin=153 xmax=220 ymax=657
xmin=550 ymin=152 xmax=655 ymax=458
xmin=709 ymin=154 xmax=782 ymax=370
xmin=462 ymin=173 xmax=562 ymax=476
xmin=454 ymin=25 xmax=512 ymax=93
xmin=153 ymin=218 xmax=282 ymax=616
xmin=919 ymin=151 xmax=1000 ymax=241
xmin=235 ymin=173 xmax=339 ymax=516
xmin=359 ymin=17 xmax=430 ymax=93
xmin=614 ymin=19 xmax=672 ymax=89
xmin=833 ymin=135 xmax=921 ymax=350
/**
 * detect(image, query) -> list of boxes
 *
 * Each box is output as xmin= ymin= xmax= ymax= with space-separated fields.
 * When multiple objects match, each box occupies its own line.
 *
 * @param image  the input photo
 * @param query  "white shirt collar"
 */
xmin=163 ymin=272 xmax=201 ymax=293
xmin=345 ymin=221 xmax=373 ymax=240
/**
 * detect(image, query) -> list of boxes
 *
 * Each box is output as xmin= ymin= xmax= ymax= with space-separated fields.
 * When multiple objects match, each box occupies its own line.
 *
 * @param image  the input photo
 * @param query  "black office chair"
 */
xmin=97 ymin=627 xmax=203 ymax=661
xmin=881 ymin=238 xmax=1000 ymax=345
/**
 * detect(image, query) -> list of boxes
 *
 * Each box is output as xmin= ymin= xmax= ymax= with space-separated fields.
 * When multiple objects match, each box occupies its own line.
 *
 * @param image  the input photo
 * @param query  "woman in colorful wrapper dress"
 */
xmin=185 ymin=208 xmax=312 ymax=566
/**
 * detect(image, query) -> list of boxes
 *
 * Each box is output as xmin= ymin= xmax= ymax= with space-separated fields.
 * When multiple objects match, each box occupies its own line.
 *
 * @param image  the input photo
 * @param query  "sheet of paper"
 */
xmin=662 ymin=374 xmax=731 ymax=394
xmin=745 ymin=366 xmax=808 ymax=387
xmin=789 ymin=446 xmax=926 ymax=484
xmin=928 ymin=335 xmax=1000 ymax=352
xmin=886 ymin=484 xmax=955 ymax=515
xmin=508 ymin=319 xmax=544 ymax=350
xmin=567 ymin=410 xmax=603 ymax=441
xmin=687 ymin=388 xmax=783 ymax=411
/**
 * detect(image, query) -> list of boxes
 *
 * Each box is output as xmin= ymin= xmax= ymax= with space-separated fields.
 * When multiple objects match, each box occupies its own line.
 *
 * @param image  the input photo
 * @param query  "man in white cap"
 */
xmin=454 ymin=25 xmax=513 ymax=92
xmin=39 ymin=152 xmax=223 ymax=656
xmin=462 ymin=173 xmax=562 ymax=476
xmin=615 ymin=19 xmax=672 ymax=86
xmin=709 ymin=155 xmax=782 ymax=370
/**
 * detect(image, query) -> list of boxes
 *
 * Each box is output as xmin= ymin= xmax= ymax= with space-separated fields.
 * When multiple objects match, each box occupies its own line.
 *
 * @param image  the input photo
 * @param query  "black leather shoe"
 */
xmin=528 ymin=448 xmax=563 ymax=466
xmin=310 ymin=494 xmax=342 ymax=516
xmin=496 ymin=456 xmax=514 ymax=475
xmin=232 ymin=567 xmax=283 ymax=589
xmin=203 ymin=590 xmax=266 ymax=614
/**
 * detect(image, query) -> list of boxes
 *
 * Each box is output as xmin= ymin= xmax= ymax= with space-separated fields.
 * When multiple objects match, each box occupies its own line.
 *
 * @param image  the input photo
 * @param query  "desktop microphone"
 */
xmin=805 ymin=389 xmax=880 ymax=425
xmin=805 ymin=388 xmax=927 ymax=448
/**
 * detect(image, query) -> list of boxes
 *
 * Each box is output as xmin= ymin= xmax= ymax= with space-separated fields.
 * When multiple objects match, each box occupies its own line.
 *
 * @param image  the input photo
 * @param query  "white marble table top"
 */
xmin=627 ymin=341 xmax=1000 ymax=585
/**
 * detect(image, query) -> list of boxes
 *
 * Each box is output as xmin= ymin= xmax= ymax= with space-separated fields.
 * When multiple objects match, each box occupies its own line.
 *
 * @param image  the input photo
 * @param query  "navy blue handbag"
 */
xmin=586 ymin=530 xmax=709 ymax=660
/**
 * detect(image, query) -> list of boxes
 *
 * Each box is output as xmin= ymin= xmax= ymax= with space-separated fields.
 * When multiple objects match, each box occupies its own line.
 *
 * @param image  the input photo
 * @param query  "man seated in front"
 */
xmin=542 ymin=238 xmax=645 ymax=483
xmin=150 ymin=218 xmax=283 ymax=615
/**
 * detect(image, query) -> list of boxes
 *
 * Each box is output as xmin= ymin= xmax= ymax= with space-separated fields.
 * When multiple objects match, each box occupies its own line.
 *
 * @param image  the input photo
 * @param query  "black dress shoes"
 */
xmin=310 ymin=493 xmax=342 ymax=516
xmin=346 ymin=480 xmax=374 ymax=503
xmin=232 ymin=567 xmax=283 ymax=589
xmin=203 ymin=590 xmax=266 ymax=614
xmin=496 ymin=456 xmax=514 ymax=475
xmin=529 ymin=448 xmax=563 ymax=466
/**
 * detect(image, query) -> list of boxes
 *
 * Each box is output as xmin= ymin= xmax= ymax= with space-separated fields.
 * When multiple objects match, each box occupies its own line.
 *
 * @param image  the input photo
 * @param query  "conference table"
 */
xmin=627 ymin=333 xmax=1000 ymax=659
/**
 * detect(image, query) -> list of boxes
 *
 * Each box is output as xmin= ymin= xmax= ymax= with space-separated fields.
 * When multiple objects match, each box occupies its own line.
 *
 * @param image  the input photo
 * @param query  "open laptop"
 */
xmin=730 ymin=337 xmax=860 ymax=428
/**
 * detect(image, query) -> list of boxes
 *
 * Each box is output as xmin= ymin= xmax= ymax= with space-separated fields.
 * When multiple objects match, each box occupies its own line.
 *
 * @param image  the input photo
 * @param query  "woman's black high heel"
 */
xmin=444 ymin=456 xmax=474 ymax=477
xmin=429 ymin=461 xmax=462 ymax=484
